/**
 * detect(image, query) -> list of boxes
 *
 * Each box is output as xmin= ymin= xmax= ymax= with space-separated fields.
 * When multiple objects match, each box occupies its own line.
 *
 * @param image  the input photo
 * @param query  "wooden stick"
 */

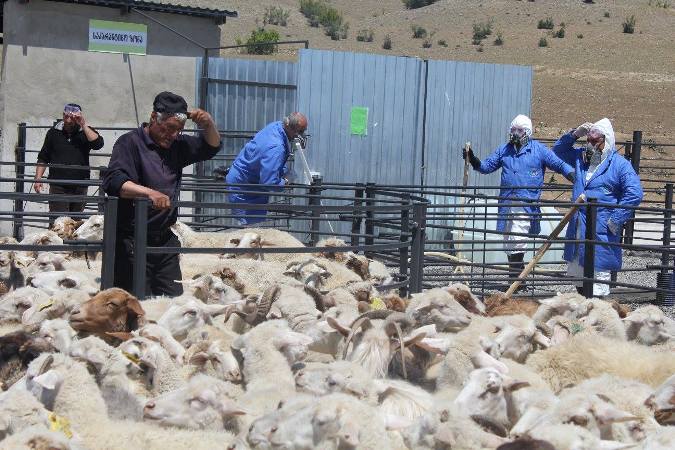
xmin=505 ymin=194 xmax=586 ymax=298
xmin=453 ymin=142 xmax=472 ymax=274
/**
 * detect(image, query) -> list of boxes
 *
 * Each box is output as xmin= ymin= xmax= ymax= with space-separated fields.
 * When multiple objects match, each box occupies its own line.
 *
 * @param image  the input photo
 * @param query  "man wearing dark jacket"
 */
xmin=35 ymin=103 xmax=104 ymax=221
xmin=102 ymin=92 xmax=221 ymax=297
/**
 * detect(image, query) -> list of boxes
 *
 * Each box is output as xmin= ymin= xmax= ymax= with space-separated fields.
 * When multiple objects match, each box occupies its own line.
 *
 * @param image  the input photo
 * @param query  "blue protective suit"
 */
xmin=477 ymin=139 xmax=574 ymax=235
xmin=552 ymin=132 xmax=643 ymax=271
xmin=225 ymin=121 xmax=290 ymax=224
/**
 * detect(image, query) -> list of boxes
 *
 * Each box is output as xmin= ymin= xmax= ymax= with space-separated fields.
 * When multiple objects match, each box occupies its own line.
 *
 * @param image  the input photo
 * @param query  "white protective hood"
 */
xmin=509 ymin=114 xmax=533 ymax=137
xmin=590 ymin=118 xmax=616 ymax=152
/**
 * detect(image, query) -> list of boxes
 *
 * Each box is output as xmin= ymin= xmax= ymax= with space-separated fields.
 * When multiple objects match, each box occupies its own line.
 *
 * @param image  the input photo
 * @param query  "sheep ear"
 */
xmin=471 ymin=350 xmax=508 ymax=374
xmin=399 ymin=331 xmax=426 ymax=349
xmin=124 ymin=294 xmax=146 ymax=317
xmin=533 ymin=330 xmax=551 ymax=348
xmin=596 ymin=441 xmax=637 ymax=450
xmin=383 ymin=414 xmax=412 ymax=431
xmin=592 ymin=399 xmax=640 ymax=425
xmin=189 ymin=352 xmax=211 ymax=367
xmin=202 ymin=304 xmax=229 ymax=317
xmin=503 ymin=379 xmax=530 ymax=392
xmin=217 ymin=399 xmax=246 ymax=416
xmin=414 ymin=338 xmax=446 ymax=355
xmin=326 ymin=317 xmax=350 ymax=337
xmin=38 ymin=354 xmax=55 ymax=375
xmin=106 ymin=331 xmax=133 ymax=341
xmin=34 ymin=369 xmax=63 ymax=391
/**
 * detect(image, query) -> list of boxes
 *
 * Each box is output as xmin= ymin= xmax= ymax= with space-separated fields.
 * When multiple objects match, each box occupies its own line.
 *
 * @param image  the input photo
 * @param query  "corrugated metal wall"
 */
xmin=296 ymin=49 xmax=425 ymax=186
xmin=423 ymin=59 xmax=533 ymax=189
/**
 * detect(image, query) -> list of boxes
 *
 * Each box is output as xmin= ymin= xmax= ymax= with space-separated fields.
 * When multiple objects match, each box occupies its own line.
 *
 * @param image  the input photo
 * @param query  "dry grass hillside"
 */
xmin=200 ymin=0 xmax=674 ymax=145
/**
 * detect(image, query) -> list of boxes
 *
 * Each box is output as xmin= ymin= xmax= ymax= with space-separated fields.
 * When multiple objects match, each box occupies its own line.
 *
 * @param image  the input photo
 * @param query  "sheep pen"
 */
xmin=2 ymin=213 xmax=675 ymax=450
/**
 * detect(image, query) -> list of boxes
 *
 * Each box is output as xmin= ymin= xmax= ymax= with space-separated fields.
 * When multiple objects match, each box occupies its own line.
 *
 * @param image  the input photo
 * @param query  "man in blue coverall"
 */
xmin=463 ymin=114 xmax=575 ymax=289
xmin=226 ymin=112 xmax=308 ymax=225
xmin=553 ymin=118 xmax=643 ymax=297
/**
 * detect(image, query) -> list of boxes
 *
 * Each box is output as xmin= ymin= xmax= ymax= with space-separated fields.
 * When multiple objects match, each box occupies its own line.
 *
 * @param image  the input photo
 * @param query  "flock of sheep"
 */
xmin=0 ymin=215 xmax=674 ymax=450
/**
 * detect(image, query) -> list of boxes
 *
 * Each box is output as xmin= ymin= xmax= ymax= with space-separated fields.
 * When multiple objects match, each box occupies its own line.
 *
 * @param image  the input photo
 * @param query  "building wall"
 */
xmin=0 ymin=0 xmax=222 ymax=234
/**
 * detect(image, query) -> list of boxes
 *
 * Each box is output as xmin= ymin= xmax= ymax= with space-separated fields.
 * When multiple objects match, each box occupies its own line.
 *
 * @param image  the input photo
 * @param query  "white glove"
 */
xmin=572 ymin=122 xmax=594 ymax=139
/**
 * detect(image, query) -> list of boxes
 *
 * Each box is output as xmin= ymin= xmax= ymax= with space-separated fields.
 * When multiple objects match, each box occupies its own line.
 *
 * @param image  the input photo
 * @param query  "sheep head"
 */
xmin=345 ymin=253 xmax=370 ymax=280
xmin=178 ymin=274 xmax=243 ymax=305
xmin=284 ymin=259 xmax=332 ymax=289
xmin=623 ymin=307 xmax=673 ymax=345
xmin=480 ymin=322 xmax=550 ymax=363
xmin=143 ymin=374 xmax=245 ymax=430
xmin=50 ymin=216 xmax=84 ymax=240
xmin=157 ymin=299 xmax=229 ymax=340
xmin=72 ymin=215 xmax=104 ymax=241
xmin=187 ymin=340 xmax=241 ymax=382
xmin=215 ymin=267 xmax=246 ymax=293
xmin=69 ymin=288 xmax=145 ymax=338
xmin=645 ymin=374 xmax=675 ymax=425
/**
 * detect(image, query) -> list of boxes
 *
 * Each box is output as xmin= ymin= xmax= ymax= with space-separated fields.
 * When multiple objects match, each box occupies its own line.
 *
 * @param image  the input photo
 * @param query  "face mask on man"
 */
xmin=508 ymin=129 xmax=528 ymax=147
xmin=584 ymin=142 xmax=601 ymax=165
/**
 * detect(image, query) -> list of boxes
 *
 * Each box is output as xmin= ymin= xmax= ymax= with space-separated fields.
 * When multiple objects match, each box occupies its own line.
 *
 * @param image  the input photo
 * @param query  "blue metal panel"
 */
xmin=296 ymin=49 xmax=425 ymax=186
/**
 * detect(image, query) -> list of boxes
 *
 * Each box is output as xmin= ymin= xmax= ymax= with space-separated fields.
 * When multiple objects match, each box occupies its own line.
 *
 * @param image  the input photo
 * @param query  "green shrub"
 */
xmin=537 ymin=17 xmax=554 ymax=30
xmin=263 ymin=6 xmax=290 ymax=26
xmin=438 ymin=39 xmax=448 ymax=47
xmin=422 ymin=39 xmax=432 ymax=48
xmin=622 ymin=15 xmax=636 ymax=33
xmin=554 ymin=26 xmax=565 ymax=38
xmin=577 ymin=33 xmax=584 ymax=38
xmin=402 ymin=0 xmax=439 ymax=9
xmin=604 ymin=11 xmax=610 ymax=18
xmin=299 ymin=0 xmax=348 ymax=40
xmin=477 ymin=44 xmax=484 ymax=52
xmin=411 ymin=24 xmax=428 ymax=38
xmin=356 ymin=29 xmax=374 ymax=42
xmin=235 ymin=28 xmax=280 ymax=55
xmin=383 ymin=34 xmax=392 ymax=50
xmin=494 ymin=32 xmax=504 ymax=45
xmin=472 ymin=20 xmax=493 ymax=41
xmin=538 ymin=37 xmax=548 ymax=47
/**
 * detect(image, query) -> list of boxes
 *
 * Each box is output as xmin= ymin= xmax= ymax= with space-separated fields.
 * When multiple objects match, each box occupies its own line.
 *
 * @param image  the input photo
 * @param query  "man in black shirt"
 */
xmin=102 ymin=91 xmax=221 ymax=297
xmin=35 ymin=103 xmax=104 ymax=222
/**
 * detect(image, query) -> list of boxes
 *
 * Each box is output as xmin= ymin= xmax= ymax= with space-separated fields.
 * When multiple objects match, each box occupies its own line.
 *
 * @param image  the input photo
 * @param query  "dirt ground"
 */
xmin=194 ymin=0 xmax=674 ymax=145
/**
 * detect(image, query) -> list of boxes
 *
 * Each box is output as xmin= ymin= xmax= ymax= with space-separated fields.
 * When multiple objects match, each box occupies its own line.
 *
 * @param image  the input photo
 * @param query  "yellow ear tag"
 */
xmin=48 ymin=412 xmax=73 ymax=438
xmin=38 ymin=299 xmax=55 ymax=311
xmin=122 ymin=351 xmax=141 ymax=365
xmin=371 ymin=297 xmax=386 ymax=310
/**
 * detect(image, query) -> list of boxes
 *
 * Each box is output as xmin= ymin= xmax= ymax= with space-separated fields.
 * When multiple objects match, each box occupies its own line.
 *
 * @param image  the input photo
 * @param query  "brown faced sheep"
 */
xmin=69 ymin=288 xmax=145 ymax=342
xmin=485 ymin=294 xmax=539 ymax=317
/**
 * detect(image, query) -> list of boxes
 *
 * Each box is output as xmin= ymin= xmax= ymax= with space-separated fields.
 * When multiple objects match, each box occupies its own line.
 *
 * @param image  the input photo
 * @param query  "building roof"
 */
xmin=4 ymin=0 xmax=237 ymax=26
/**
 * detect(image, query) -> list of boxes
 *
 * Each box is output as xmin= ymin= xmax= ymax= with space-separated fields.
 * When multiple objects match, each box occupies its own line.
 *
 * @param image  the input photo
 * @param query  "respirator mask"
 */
xmin=508 ymin=128 xmax=529 ymax=147
xmin=290 ymin=133 xmax=308 ymax=157
xmin=584 ymin=134 xmax=604 ymax=165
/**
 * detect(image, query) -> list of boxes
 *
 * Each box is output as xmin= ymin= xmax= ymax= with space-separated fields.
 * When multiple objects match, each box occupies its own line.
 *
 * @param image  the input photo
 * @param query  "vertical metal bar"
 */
xmin=410 ymin=202 xmax=427 ymax=294
xmin=657 ymin=183 xmax=673 ymax=304
xmin=97 ymin=170 xmax=105 ymax=214
xmin=100 ymin=196 xmax=118 ymax=290
xmin=350 ymin=184 xmax=365 ymax=248
xmin=195 ymin=48 xmax=210 ymax=226
xmin=13 ymin=123 xmax=26 ymax=240
xmin=364 ymin=183 xmax=375 ymax=258
xmin=624 ymin=131 xmax=642 ymax=245
xmin=133 ymin=199 xmax=148 ymax=300
xmin=399 ymin=195 xmax=411 ymax=298
xmin=308 ymin=175 xmax=322 ymax=246
xmin=419 ymin=59 xmax=429 ymax=187
xmin=582 ymin=198 xmax=597 ymax=298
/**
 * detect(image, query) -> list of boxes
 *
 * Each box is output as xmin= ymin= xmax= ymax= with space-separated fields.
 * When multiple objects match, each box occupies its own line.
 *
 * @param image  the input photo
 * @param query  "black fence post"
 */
xmin=624 ymin=131 xmax=642 ymax=245
xmin=97 ymin=169 xmax=105 ymax=214
xmin=308 ymin=175 xmax=322 ymax=246
xmin=410 ymin=202 xmax=427 ymax=294
xmin=364 ymin=183 xmax=375 ymax=258
xmin=399 ymin=195 xmax=411 ymax=298
xmin=583 ymin=198 xmax=597 ymax=298
xmin=657 ymin=183 xmax=673 ymax=305
xmin=13 ymin=122 xmax=26 ymax=240
xmin=350 ymin=183 xmax=365 ymax=248
xmin=133 ymin=199 xmax=148 ymax=300
xmin=100 ymin=196 xmax=118 ymax=290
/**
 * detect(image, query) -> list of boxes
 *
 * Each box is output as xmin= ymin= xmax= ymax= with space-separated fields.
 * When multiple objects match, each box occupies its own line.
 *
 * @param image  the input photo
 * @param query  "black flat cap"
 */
xmin=153 ymin=91 xmax=188 ymax=114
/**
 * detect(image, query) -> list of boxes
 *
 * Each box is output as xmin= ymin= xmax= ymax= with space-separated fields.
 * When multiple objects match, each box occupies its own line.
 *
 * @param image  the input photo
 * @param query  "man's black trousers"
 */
xmin=114 ymin=230 xmax=184 ymax=298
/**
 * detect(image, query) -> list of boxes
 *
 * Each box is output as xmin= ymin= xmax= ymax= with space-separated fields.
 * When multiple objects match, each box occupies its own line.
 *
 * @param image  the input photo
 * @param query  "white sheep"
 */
xmin=38 ymin=319 xmax=77 ymax=354
xmin=176 ymin=273 xmax=243 ymax=305
xmin=25 ymin=353 xmax=238 ymax=450
xmin=576 ymin=298 xmax=627 ymax=341
xmin=0 ymin=287 xmax=48 ymax=327
xmin=645 ymin=373 xmax=675 ymax=425
xmin=143 ymin=374 xmax=244 ymax=431
xmin=21 ymin=289 xmax=91 ymax=327
xmin=26 ymin=270 xmax=98 ymax=296
xmin=72 ymin=215 xmax=104 ymax=241
xmin=526 ymin=334 xmax=675 ymax=392
xmin=526 ymin=423 xmax=634 ymax=450
xmin=0 ymin=425 xmax=76 ymax=450
xmin=0 ymin=389 xmax=50 ymax=440
xmin=157 ymin=299 xmax=229 ymax=341
xmin=624 ymin=305 xmax=675 ymax=346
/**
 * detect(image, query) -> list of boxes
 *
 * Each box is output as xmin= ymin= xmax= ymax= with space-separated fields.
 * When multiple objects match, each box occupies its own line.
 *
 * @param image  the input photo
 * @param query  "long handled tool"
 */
xmin=504 ymin=194 xmax=586 ymax=297
xmin=453 ymin=142 xmax=472 ymax=273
